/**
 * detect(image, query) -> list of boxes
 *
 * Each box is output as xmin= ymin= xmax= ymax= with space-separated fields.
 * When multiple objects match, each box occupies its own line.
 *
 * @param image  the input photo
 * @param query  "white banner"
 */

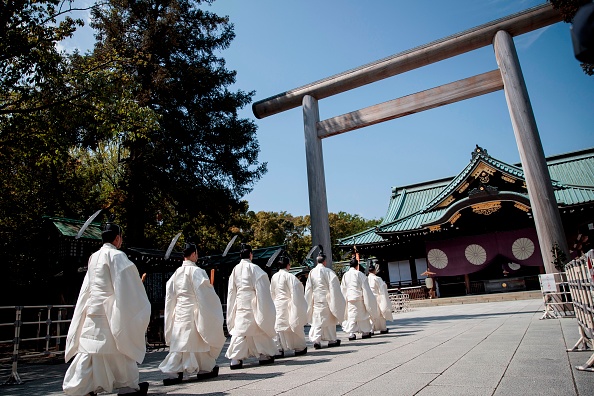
xmin=539 ymin=273 xmax=557 ymax=292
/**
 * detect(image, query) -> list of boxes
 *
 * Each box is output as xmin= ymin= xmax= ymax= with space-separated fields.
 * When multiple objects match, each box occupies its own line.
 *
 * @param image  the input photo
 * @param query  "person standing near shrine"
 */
xmin=304 ymin=247 xmax=346 ymax=349
xmin=341 ymin=257 xmax=378 ymax=341
xmin=225 ymin=244 xmax=277 ymax=369
xmin=159 ymin=243 xmax=225 ymax=385
xmin=367 ymin=261 xmax=393 ymax=334
xmin=270 ymin=254 xmax=308 ymax=358
xmin=63 ymin=222 xmax=150 ymax=396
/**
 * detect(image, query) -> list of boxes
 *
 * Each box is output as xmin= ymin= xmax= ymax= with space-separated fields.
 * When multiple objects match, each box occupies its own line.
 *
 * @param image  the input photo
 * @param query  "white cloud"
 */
xmin=515 ymin=25 xmax=551 ymax=50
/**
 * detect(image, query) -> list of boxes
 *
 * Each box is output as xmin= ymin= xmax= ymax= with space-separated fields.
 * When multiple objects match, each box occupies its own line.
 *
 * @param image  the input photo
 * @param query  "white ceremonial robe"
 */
xmin=225 ymin=259 xmax=277 ymax=360
xmin=270 ymin=269 xmax=308 ymax=352
xmin=368 ymin=273 xmax=394 ymax=332
xmin=341 ymin=267 xmax=378 ymax=335
xmin=63 ymin=243 xmax=151 ymax=396
xmin=304 ymin=264 xmax=346 ymax=343
xmin=159 ymin=260 xmax=226 ymax=376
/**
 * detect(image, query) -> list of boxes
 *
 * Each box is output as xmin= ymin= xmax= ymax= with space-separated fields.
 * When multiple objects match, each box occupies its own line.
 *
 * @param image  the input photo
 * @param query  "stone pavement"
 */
xmin=2 ymin=298 xmax=593 ymax=396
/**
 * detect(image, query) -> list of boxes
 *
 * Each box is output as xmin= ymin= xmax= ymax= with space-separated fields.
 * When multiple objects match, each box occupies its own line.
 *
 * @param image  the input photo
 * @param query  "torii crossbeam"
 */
xmin=252 ymin=4 xmax=567 ymax=272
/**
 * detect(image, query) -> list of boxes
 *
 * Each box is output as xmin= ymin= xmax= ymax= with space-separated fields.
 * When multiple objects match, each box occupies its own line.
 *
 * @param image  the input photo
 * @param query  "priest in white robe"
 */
xmin=367 ymin=262 xmax=393 ymax=334
xmin=341 ymin=257 xmax=378 ymax=341
xmin=63 ymin=222 xmax=150 ymax=396
xmin=225 ymin=244 xmax=277 ymax=369
xmin=304 ymin=249 xmax=346 ymax=349
xmin=159 ymin=243 xmax=226 ymax=385
xmin=270 ymin=254 xmax=308 ymax=358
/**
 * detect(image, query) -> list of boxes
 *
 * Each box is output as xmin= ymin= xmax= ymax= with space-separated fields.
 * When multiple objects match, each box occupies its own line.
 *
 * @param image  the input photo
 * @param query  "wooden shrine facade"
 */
xmin=337 ymin=146 xmax=594 ymax=297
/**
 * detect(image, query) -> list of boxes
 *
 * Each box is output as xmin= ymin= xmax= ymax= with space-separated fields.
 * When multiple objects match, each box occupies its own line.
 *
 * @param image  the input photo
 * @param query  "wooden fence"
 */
xmin=564 ymin=249 xmax=594 ymax=372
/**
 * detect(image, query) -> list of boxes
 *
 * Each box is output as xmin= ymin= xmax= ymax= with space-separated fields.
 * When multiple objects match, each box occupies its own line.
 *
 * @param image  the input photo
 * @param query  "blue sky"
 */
xmin=64 ymin=0 xmax=594 ymax=221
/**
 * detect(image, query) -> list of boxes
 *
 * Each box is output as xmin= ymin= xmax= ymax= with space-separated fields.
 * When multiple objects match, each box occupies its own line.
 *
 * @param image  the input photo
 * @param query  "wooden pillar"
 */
xmin=464 ymin=274 xmax=471 ymax=295
xmin=493 ymin=30 xmax=568 ymax=274
xmin=409 ymin=257 xmax=418 ymax=284
xmin=303 ymin=95 xmax=333 ymax=267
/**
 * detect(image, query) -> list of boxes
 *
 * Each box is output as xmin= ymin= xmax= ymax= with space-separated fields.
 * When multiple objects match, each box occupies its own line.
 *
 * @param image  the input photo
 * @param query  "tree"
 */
xmin=328 ymin=212 xmax=381 ymax=262
xmin=249 ymin=211 xmax=299 ymax=247
xmin=0 ymin=0 xmax=160 ymax=220
xmin=0 ymin=0 xmax=83 ymax=115
xmin=0 ymin=1 xmax=88 ymax=300
xmin=244 ymin=210 xmax=380 ymax=266
xmin=549 ymin=0 xmax=593 ymax=75
xmin=0 ymin=0 xmax=264 ymax=300
xmin=0 ymin=0 xmax=163 ymax=303
xmin=90 ymin=0 xmax=267 ymax=247
xmin=247 ymin=211 xmax=311 ymax=264
xmin=551 ymin=241 xmax=568 ymax=271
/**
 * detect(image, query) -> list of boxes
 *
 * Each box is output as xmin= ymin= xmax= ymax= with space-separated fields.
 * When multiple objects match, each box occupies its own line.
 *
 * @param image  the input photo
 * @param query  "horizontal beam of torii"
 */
xmin=317 ymin=70 xmax=504 ymax=138
xmin=252 ymin=4 xmax=561 ymax=120
xmin=252 ymin=3 xmax=567 ymax=272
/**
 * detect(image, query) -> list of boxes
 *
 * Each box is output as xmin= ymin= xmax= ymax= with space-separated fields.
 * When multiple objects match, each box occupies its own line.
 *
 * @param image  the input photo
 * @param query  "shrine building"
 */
xmin=337 ymin=145 xmax=594 ymax=298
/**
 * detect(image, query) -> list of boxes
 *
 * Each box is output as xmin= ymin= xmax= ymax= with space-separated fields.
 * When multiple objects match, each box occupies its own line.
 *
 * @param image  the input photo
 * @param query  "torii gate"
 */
xmin=252 ymin=3 xmax=568 ymax=273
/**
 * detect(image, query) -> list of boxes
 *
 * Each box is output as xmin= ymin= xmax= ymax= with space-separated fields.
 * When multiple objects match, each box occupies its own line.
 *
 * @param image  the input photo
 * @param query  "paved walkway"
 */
xmin=1 ymin=298 xmax=593 ymax=395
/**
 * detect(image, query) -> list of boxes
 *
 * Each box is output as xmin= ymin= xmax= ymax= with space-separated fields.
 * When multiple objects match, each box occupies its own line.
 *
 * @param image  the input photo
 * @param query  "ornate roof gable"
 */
xmin=422 ymin=145 xmax=564 ymax=213
xmin=337 ymin=146 xmax=593 ymax=248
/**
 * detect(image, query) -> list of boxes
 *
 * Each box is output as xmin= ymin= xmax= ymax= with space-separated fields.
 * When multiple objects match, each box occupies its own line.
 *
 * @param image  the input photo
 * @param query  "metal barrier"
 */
xmin=564 ymin=249 xmax=594 ymax=372
xmin=388 ymin=292 xmax=411 ymax=313
xmin=0 ymin=305 xmax=74 ymax=385
xmin=538 ymin=272 xmax=574 ymax=319
xmin=399 ymin=286 xmax=426 ymax=300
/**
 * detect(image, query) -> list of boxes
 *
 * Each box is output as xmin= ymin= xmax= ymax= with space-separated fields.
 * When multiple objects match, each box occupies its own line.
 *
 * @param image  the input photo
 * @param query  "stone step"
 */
xmin=408 ymin=290 xmax=543 ymax=308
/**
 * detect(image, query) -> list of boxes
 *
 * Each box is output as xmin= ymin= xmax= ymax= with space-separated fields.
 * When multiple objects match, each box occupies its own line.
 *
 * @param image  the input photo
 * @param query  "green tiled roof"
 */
xmin=384 ymin=182 xmax=449 ymax=224
xmin=44 ymin=216 xmax=102 ymax=240
xmin=339 ymin=227 xmax=383 ymax=246
xmin=338 ymin=147 xmax=594 ymax=247
xmin=555 ymin=186 xmax=594 ymax=206
xmin=424 ymin=148 xmax=565 ymax=212
xmin=547 ymin=154 xmax=594 ymax=187
xmin=377 ymin=209 xmax=447 ymax=234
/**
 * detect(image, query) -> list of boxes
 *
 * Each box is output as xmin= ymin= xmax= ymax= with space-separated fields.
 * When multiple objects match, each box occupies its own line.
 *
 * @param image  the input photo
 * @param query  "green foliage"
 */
xmin=0 ymin=0 xmax=376 ymax=302
xmin=548 ymin=0 xmax=593 ymax=76
xmin=0 ymin=0 xmax=265 ymax=300
xmin=89 ymin=0 xmax=267 ymax=246
xmin=246 ymin=211 xmax=311 ymax=265
xmin=0 ymin=0 xmax=83 ymax=115
xmin=0 ymin=1 xmax=92 ymax=298
xmin=332 ymin=261 xmax=349 ymax=282
xmin=551 ymin=241 xmax=568 ymax=271
xmin=549 ymin=0 xmax=590 ymax=22
xmin=581 ymin=63 xmax=593 ymax=76
xmin=240 ymin=210 xmax=380 ymax=266
xmin=328 ymin=212 xmax=381 ymax=262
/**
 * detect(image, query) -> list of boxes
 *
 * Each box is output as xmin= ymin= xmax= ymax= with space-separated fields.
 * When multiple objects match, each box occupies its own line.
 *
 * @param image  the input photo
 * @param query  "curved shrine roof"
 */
xmin=338 ymin=146 xmax=594 ymax=247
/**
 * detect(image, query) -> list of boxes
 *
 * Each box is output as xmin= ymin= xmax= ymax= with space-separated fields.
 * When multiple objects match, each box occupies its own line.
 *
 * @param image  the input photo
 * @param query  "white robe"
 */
xmin=159 ymin=260 xmax=226 ymax=376
xmin=63 ymin=243 xmax=151 ymax=395
xmin=270 ymin=269 xmax=308 ymax=351
xmin=368 ymin=273 xmax=394 ymax=332
xmin=304 ymin=263 xmax=346 ymax=343
xmin=225 ymin=259 xmax=277 ymax=360
xmin=341 ymin=267 xmax=378 ymax=334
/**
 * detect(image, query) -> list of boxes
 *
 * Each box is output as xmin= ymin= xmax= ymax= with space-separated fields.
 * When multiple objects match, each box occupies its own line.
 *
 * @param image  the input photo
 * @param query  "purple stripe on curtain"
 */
xmin=425 ymin=228 xmax=543 ymax=277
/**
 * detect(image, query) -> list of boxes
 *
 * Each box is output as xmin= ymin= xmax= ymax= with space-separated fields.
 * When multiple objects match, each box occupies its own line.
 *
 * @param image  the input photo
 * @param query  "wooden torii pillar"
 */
xmin=252 ymin=4 xmax=567 ymax=272
xmin=302 ymin=95 xmax=333 ymax=266
xmin=493 ymin=30 xmax=569 ymax=273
